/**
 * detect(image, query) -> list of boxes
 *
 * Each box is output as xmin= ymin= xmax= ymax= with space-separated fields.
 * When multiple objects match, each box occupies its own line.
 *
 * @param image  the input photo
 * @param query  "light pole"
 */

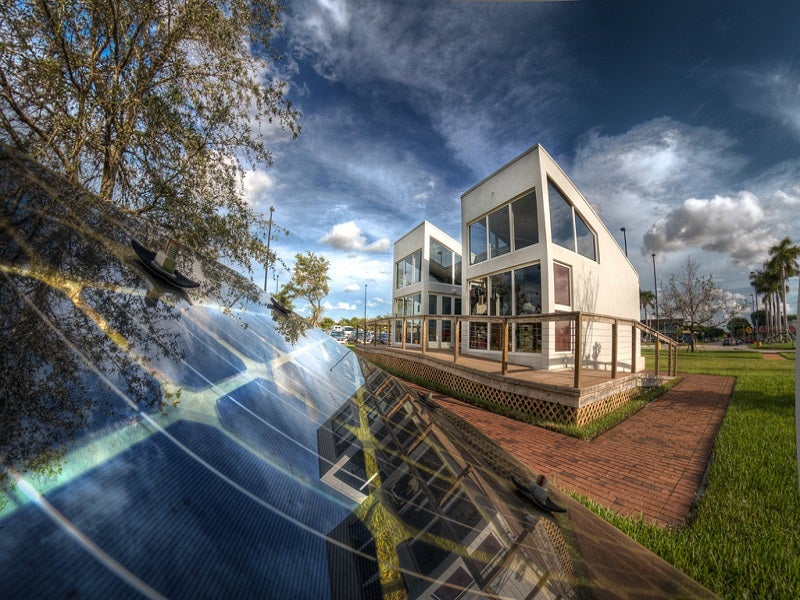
xmin=620 ymin=227 xmax=628 ymax=257
xmin=263 ymin=206 xmax=274 ymax=293
xmin=652 ymin=253 xmax=659 ymax=333
xmin=750 ymin=271 xmax=759 ymax=343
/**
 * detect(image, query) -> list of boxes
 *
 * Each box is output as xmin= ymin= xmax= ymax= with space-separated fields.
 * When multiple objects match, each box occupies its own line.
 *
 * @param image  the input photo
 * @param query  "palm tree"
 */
xmin=639 ymin=290 xmax=655 ymax=326
xmin=751 ymin=267 xmax=779 ymax=340
xmin=767 ymin=237 xmax=800 ymax=340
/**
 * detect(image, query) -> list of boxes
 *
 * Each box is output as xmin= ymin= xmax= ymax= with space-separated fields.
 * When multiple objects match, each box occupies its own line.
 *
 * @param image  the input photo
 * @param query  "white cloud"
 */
xmin=285 ymin=0 xmax=577 ymax=175
xmin=242 ymin=169 xmax=275 ymax=205
xmin=723 ymin=63 xmax=800 ymax=140
xmin=643 ymin=192 xmax=775 ymax=266
xmin=324 ymin=300 xmax=356 ymax=311
xmin=343 ymin=284 xmax=361 ymax=292
xmin=319 ymin=221 xmax=391 ymax=252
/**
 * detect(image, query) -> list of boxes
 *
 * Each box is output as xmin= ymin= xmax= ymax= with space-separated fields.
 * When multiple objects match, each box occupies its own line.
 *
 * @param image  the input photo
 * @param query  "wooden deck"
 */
xmin=355 ymin=344 xmax=663 ymax=425
xmin=361 ymin=345 xmax=638 ymax=391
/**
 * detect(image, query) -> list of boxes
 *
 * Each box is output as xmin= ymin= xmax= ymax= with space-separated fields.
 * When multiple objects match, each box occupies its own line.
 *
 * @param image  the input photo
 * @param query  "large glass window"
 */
xmin=469 ymin=189 xmax=539 ymax=265
xmin=469 ymin=279 xmax=488 ymax=315
xmin=488 ymin=206 xmax=511 ymax=259
xmin=454 ymin=254 xmax=462 ymax=285
xmin=395 ymin=250 xmax=422 ymax=289
xmin=512 ymin=191 xmax=538 ymax=249
xmin=554 ymin=263 xmax=571 ymax=306
xmin=575 ymin=213 xmax=596 ymax=261
xmin=442 ymin=296 xmax=452 ymax=315
xmin=395 ymin=294 xmax=423 ymax=316
xmin=548 ymin=180 xmax=597 ymax=262
xmin=428 ymin=294 xmax=438 ymax=315
xmin=548 ymin=181 xmax=574 ymax=251
xmin=429 ymin=239 xmax=453 ymax=284
xmin=469 ymin=220 xmax=487 ymax=265
xmin=514 ymin=264 xmax=541 ymax=315
xmin=490 ymin=272 xmax=512 ymax=316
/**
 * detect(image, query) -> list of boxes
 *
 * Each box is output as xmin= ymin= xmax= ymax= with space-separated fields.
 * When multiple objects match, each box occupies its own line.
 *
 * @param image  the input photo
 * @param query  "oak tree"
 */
xmin=0 ymin=0 xmax=299 ymax=272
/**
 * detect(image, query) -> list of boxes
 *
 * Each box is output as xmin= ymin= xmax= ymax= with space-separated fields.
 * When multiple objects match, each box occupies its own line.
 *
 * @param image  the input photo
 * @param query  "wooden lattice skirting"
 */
xmin=357 ymin=348 xmax=644 ymax=426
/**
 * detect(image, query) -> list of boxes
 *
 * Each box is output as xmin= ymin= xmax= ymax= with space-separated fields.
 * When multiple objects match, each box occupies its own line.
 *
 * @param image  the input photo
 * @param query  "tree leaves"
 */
xmin=0 ymin=0 xmax=300 ymax=273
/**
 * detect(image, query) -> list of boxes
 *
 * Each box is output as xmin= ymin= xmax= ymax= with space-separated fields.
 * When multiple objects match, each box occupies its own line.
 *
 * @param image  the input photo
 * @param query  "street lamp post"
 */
xmin=263 ymin=206 xmax=274 ymax=293
xmin=620 ymin=227 xmax=628 ymax=257
xmin=750 ymin=271 xmax=759 ymax=343
xmin=652 ymin=253 xmax=659 ymax=333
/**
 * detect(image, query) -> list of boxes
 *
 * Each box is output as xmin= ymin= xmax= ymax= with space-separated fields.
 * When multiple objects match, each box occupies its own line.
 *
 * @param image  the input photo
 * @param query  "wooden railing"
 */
xmin=356 ymin=312 xmax=677 ymax=387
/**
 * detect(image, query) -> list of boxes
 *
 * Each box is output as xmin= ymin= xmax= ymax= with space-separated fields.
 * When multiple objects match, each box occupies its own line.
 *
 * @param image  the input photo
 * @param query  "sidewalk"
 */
xmin=424 ymin=373 xmax=734 ymax=527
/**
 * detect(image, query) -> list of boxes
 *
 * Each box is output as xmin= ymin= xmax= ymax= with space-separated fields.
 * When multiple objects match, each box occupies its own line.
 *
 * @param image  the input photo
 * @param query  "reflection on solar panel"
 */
xmin=0 ymin=145 xmax=717 ymax=598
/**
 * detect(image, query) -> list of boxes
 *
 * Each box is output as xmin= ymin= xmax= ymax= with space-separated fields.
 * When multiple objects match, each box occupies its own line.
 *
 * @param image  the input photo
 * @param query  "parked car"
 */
xmin=0 ymin=146 xmax=716 ymax=599
xmin=329 ymin=330 xmax=347 ymax=343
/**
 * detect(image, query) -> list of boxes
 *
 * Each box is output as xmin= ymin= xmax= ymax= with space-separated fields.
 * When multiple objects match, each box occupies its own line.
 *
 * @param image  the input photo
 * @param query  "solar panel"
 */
xmin=0 ymin=145 xmax=716 ymax=599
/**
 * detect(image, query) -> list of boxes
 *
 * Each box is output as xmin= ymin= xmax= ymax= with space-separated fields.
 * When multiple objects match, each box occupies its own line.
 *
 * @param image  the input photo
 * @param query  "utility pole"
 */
xmin=652 ymin=253 xmax=659 ymax=333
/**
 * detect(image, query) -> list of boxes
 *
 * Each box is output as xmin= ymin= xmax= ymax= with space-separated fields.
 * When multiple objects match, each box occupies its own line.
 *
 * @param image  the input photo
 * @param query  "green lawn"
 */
xmin=581 ymin=349 xmax=800 ymax=599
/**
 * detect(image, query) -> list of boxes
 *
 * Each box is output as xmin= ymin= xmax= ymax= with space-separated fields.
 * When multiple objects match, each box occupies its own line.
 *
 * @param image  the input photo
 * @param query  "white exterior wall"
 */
xmin=461 ymin=144 xmax=641 ymax=370
xmin=393 ymin=221 xmax=462 ymax=347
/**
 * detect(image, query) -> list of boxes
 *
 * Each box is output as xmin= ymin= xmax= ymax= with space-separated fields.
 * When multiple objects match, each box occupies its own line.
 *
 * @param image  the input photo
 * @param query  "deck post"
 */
xmin=654 ymin=332 xmax=660 ymax=376
xmin=402 ymin=318 xmax=407 ymax=350
xmin=574 ymin=313 xmax=582 ymax=388
xmin=454 ymin=318 xmax=461 ymax=363
xmin=611 ymin=319 xmax=618 ymax=379
xmin=667 ymin=337 xmax=673 ymax=375
xmin=501 ymin=319 xmax=509 ymax=375
xmin=422 ymin=317 xmax=428 ymax=355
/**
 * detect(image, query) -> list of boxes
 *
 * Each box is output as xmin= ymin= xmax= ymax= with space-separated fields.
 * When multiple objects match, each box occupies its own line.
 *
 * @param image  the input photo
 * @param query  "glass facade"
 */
xmin=548 ymin=180 xmax=597 ymax=262
xmin=429 ymin=238 xmax=461 ymax=285
xmin=469 ymin=220 xmax=487 ymax=265
xmin=488 ymin=205 xmax=511 ymax=259
xmin=395 ymin=250 xmax=422 ymax=289
xmin=467 ymin=264 xmax=542 ymax=353
xmin=468 ymin=190 xmax=540 ymax=267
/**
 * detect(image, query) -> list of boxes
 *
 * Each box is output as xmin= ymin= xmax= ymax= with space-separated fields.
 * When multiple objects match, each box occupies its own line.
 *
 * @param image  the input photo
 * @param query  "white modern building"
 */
xmin=392 ymin=221 xmax=462 ymax=348
xmin=461 ymin=144 xmax=640 ymax=370
xmin=391 ymin=144 xmax=641 ymax=372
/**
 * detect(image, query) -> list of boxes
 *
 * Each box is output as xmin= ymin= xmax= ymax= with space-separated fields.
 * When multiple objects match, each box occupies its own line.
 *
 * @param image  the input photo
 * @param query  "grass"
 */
xmin=576 ymin=348 xmax=800 ymax=599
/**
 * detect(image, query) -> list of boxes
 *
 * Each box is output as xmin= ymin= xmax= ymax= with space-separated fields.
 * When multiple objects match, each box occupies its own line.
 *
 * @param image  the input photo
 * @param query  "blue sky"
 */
xmin=243 ymin=0 xmax=800 ymax=322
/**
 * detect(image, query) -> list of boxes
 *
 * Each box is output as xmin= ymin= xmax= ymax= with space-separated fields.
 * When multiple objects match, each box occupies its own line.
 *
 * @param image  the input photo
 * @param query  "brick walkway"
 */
xmin=423 ymin=373 xmax=734 ymax=527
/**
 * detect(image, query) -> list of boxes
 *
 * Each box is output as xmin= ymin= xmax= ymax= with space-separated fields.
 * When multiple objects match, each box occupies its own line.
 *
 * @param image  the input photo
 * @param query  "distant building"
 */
xmin=392 ymin=144 xmax=641 ymax=371
xmin=392 ymin=221 xmax=462 ymax=348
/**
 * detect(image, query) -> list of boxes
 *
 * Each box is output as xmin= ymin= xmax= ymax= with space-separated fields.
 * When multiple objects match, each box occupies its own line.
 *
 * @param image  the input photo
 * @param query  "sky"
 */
xmin=242 ymin=0 xmax=800 ymax=323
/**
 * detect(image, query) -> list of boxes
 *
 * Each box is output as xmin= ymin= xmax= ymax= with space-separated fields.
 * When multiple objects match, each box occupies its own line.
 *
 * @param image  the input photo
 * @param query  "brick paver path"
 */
xmin=425 ymin=373 xmax=734 ymax=527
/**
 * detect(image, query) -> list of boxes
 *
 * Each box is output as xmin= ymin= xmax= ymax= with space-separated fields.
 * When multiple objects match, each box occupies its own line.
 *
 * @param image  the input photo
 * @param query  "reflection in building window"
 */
xmin=469 ymin=220 xmax=487 ymax=265
xmin=575 ymin=212 xmax=596 ymax=261
xmin=490 ymin=272 xmax=511 ymax=316
xmin=488 ymin=205 xmax=511 ymax=259
xmin=514 ymin=264 xmax=541 ymax=315
xmin=512 ymin=191 xmax=538 ymax=249
xmin=554 ymin=263 xmax=571 ymax=306
xmin=396 ymin=250 xmax=423 ymax=289
xmin=548 ymin=181 xmax=574 ymax=251
xmin=548 ymin=179 xmax=597 ymax=263
xmin=469 ymin=280 xmax=488 ymax=316
xmin=430 ymin=239 xmax=457 ymax=284
xmin=469 ymin=323 xmax=487 ymax=350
